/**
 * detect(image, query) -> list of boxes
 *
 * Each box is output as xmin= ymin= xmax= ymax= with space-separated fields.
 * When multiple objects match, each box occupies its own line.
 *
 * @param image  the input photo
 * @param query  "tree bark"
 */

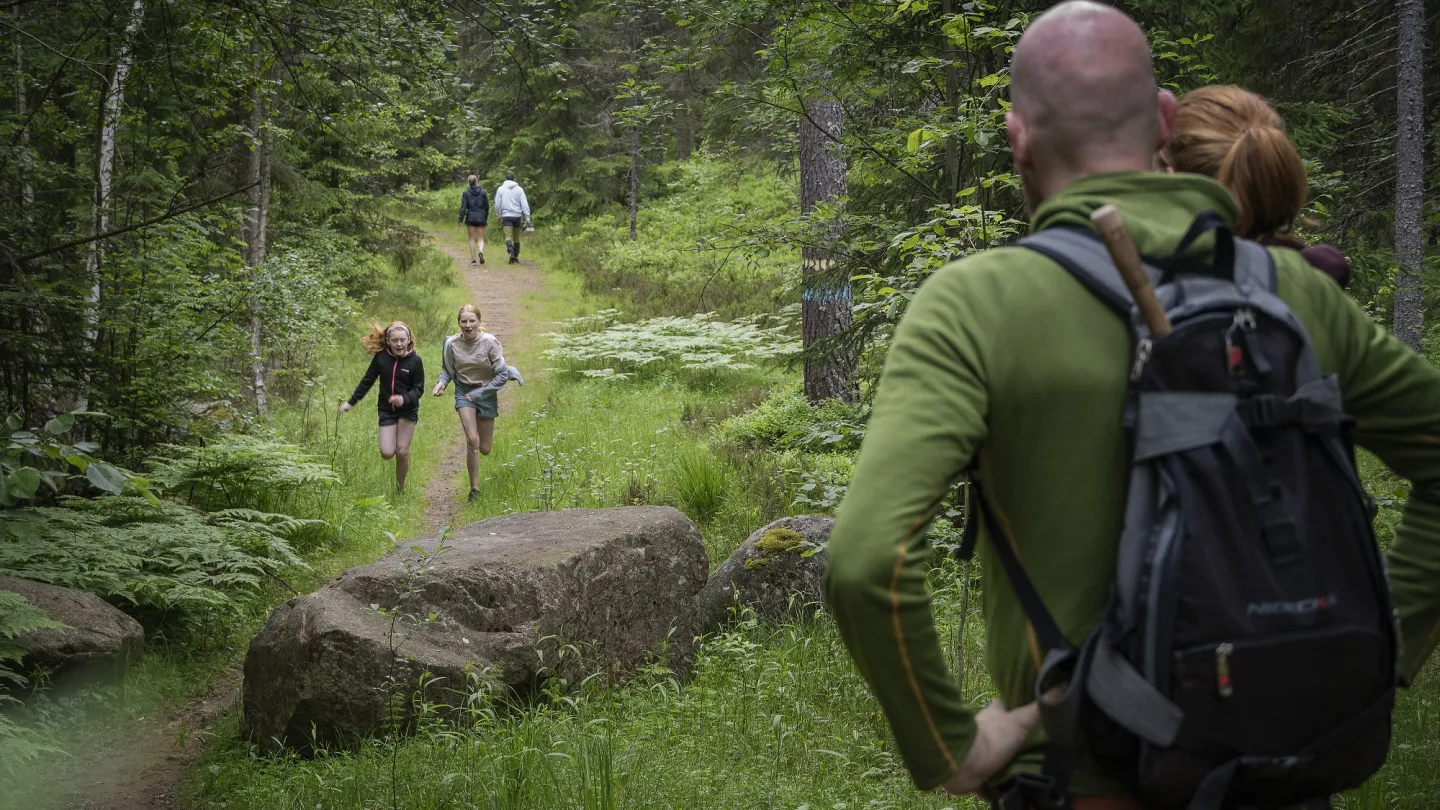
xmin=244 ymin=40 xmax=271 ymax=414
xmin=14 ymin=5 xmax=32 ymax=210
xmin=628 ymin=127 xmax=639 ymax=241
xmin=943 ymin=0 xmax=960 ymax=205
xmin=1392 ymin=0 xmax=1426 ymax=353
xmin=677 ymin=113 xmax=693 ymax=160
xmin=82 ymin=0 xmax=145 ymax=407
xmin=799 ymin=86 xmax=856 ymax=405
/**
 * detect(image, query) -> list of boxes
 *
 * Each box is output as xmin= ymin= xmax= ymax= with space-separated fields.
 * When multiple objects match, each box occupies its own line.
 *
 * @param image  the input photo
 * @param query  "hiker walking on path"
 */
xmin=825 ymin=2 xmax=1440 ymax=809
xmin=459 ymin=174 xmax=490 ymax=265
xmin=1161 ymin=85 xmax=1351 ymax=288
xmin=494 ymin=172 xmax=531 ymax=264
xmin=431 ymin=304 xmax=524 ymax=503
xmin=338 ymin=321 xmax=424 ymax=494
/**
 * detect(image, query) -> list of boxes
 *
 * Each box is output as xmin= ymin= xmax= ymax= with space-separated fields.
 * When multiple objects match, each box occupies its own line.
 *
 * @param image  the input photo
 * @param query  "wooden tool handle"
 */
xmin=1090 ymin=204 xmax=1172 ymax=337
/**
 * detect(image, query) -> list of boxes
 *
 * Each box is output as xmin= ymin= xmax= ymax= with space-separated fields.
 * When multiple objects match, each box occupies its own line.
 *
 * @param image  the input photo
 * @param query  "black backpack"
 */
xmin=960 ymin=213 xmax=1398 ymax=810
xmin=464 ymin=186 xmax=489 ymax=225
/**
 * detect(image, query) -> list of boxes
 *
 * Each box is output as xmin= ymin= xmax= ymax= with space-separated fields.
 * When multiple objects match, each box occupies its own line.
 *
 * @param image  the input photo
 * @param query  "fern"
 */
xmin=0 ymin=496 xmax=316 ymax=628
xmin=147 ymin=434 xmax=340 ymax=512
xmin=0 ymin=590 xmax=67 ymax=781
xmin=717 ymin=390 xmax=866 ymax=453
xmin=0 ymin=590 xmax=65 ymax=689
xmin=541 ymin=310 xmax=799 ymax=381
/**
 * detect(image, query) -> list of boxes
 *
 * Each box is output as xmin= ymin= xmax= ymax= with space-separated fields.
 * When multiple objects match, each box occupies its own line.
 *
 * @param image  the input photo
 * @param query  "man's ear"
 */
xmin=1006 ymin=109 xmax=1030 ymax=169
xmin=1155 ymin=89 xmax=1178 ymax=152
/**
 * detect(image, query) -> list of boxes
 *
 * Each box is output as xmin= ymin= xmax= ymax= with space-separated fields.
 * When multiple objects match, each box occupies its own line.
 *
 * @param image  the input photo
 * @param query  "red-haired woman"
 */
xmin=339 ymin=320 xmax=425 ymax=493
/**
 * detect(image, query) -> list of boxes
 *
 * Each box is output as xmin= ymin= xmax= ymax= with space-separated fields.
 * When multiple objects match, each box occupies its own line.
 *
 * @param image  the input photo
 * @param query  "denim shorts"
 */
xmin=454 ymin=382 xmax=499 ymax=418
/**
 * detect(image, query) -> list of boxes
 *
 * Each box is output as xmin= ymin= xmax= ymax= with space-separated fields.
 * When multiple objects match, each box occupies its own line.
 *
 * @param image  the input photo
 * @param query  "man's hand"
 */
xmin=337 ymin=401 xmax=352 ymax=415
xmin=388 ymin=394 xmax=404 ymax=408
xmin=431 ymin=382 xmax=446 ymax=397
xmin=940 ymin=697 xmax=1042 ymax=796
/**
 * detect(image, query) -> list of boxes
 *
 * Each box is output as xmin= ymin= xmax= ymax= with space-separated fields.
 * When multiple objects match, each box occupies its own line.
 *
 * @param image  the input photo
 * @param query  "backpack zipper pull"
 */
xmin=1236 ymin=308 xmax=1272 ymax=377
xmin=1215 ymin=642 xmax=1234 ymax=697
xmin=1131 ymin=338 xmax=1152 ymax=381
xmin=1225 ymin=310 xmax=1250 ymax=376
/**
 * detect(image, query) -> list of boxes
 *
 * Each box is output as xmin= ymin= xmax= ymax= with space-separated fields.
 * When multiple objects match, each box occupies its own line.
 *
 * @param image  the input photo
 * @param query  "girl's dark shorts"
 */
xmin=378 ymin=406 xmax=419 ymax=426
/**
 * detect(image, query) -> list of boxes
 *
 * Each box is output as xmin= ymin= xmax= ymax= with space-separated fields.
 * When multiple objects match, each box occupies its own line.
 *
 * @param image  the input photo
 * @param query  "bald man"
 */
xmin=826 ymin=1 xmax=1440 ymax=808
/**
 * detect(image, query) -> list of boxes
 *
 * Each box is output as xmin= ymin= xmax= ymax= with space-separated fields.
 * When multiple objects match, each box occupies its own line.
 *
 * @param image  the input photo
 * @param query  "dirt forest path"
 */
xmin=421 ymin=227 xmax=547 ymax=534
xmin=52 ymin=228 xmax=548 ymax=810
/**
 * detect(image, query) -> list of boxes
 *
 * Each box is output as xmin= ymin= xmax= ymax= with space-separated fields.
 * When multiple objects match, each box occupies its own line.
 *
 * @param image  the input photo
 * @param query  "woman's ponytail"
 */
xmin=1216 ymin=125 xmax=1309 ymax=239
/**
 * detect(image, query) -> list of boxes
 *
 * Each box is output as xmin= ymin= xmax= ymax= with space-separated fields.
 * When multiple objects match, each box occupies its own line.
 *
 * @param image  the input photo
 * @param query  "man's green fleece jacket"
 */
xmin=823 ymin=170 xmax=1440 ymax=797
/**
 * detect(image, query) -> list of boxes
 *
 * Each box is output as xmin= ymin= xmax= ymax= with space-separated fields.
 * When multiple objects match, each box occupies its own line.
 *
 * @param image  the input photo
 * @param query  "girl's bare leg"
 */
xmin=394 ymin=418 xmax=417 ymax=492
xmin=458 ymin=407 xmax=481 ymax=491
xmin=379 ymin=424 xmax=397 ymax=459
xmin=457 ymin=409 xmax=496 ymax=493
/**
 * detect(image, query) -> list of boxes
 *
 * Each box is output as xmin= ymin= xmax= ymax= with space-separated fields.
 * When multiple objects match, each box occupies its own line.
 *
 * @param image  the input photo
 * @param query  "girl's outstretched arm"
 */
xmin=346 ymin=354 xmax=381 ymax=408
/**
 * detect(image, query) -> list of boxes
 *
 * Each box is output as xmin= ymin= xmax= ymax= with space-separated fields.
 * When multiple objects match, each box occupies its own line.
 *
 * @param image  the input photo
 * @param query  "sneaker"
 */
xmin=470 ymin=259 xmax=477 ymax=266
xmin=467 ymin=489 xmax=479 ymax=503
xmin=478 ymin=252 xmax=485 ymax=265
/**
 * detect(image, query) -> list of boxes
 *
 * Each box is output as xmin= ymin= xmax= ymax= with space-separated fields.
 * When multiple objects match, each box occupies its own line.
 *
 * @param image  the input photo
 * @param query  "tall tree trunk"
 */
xmin=82 ymin=0 xmax=145 ymax=408
xmin=799 ymin=86 xmax=856 ymax=404
xmin=677 ymin=113 xmax=693 ymax=160
xmin=1392 ymin=0 xmax=1426 ymax=352
xmin=244 ymin=42 xmax=271 ymax=414
xmin=628 ymin=127 xmax=639 ymax=241
xmin=14 ymin=6 xmax=32 ymax=210
xmin=942 ymin=0 xmax=960 ymax=204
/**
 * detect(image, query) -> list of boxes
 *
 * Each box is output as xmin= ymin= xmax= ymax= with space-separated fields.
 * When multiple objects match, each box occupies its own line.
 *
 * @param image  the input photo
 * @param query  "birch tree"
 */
xmin=243 ymin=39 xmax=272 ymax=414
xmin=83 ymin=0 xmax=146 ymax=406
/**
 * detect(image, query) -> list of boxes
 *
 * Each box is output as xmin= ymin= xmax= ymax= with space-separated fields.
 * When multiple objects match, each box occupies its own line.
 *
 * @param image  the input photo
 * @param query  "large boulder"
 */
xmin=0 ymin=575 xmax=144 ymax=684
xmin=693 ymin=516 xmax=831 ymax=634
xmin=242 ymin=506 xmax=708 ymax=753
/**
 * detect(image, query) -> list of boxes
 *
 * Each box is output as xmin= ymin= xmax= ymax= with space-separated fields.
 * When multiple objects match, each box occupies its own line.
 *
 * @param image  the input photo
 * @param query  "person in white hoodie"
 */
xmin=493 ymin=172 xmax=531 ymax=264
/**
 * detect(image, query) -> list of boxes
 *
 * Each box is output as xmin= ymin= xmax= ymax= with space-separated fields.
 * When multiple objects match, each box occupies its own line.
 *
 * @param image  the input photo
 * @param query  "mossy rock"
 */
xmin=693 ymin=516 xmax=833 ymax=634
xmin=754 ymin=528 xmax=805 ymax=555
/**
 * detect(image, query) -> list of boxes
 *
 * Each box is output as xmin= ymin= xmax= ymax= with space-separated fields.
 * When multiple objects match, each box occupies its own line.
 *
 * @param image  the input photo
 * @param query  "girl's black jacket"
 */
xmin=347 ymin=350 xmax=425 ymax=416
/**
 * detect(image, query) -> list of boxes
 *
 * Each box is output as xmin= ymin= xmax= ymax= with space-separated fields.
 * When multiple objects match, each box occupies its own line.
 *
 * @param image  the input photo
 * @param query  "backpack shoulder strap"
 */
xmin=1234 ymin=238 xmax=1278 ymax=294
xmin=1014 ymin=225 xmax=1164 ymax=326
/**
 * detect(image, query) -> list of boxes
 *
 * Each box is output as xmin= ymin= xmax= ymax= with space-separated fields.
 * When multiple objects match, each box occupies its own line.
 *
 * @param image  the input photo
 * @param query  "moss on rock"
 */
xmin=755 ymin=527 xmax=804 ymax=555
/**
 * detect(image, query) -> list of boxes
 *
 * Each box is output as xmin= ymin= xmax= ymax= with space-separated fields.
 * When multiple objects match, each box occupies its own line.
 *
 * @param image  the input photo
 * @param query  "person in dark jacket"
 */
xmin=1159 ymin=84 xmax=1351 ymax=288
xmin=459 ymin=174 xmax=490 ymax=266
xmin=339 ymin=320 xmax=425 ymax=493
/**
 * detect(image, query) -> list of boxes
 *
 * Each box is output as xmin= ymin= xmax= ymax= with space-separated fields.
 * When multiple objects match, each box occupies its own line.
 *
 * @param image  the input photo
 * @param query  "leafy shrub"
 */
xmin=3 ymin=411 xmax=155 ymax=536
xmin=0 ymin=496 xmax=316 ymax=630
xmin=787 ymin=452 xmax=856 ymax=515
xmin=717 ymin=390 xmax=866 ymax=453
xmin=664 ymin=446 xmax=733 ymax=524
xmin=541 ymin=309 xmax=798 ymax=383
xmin=147 ymin=434 xmax=340 ymax=514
